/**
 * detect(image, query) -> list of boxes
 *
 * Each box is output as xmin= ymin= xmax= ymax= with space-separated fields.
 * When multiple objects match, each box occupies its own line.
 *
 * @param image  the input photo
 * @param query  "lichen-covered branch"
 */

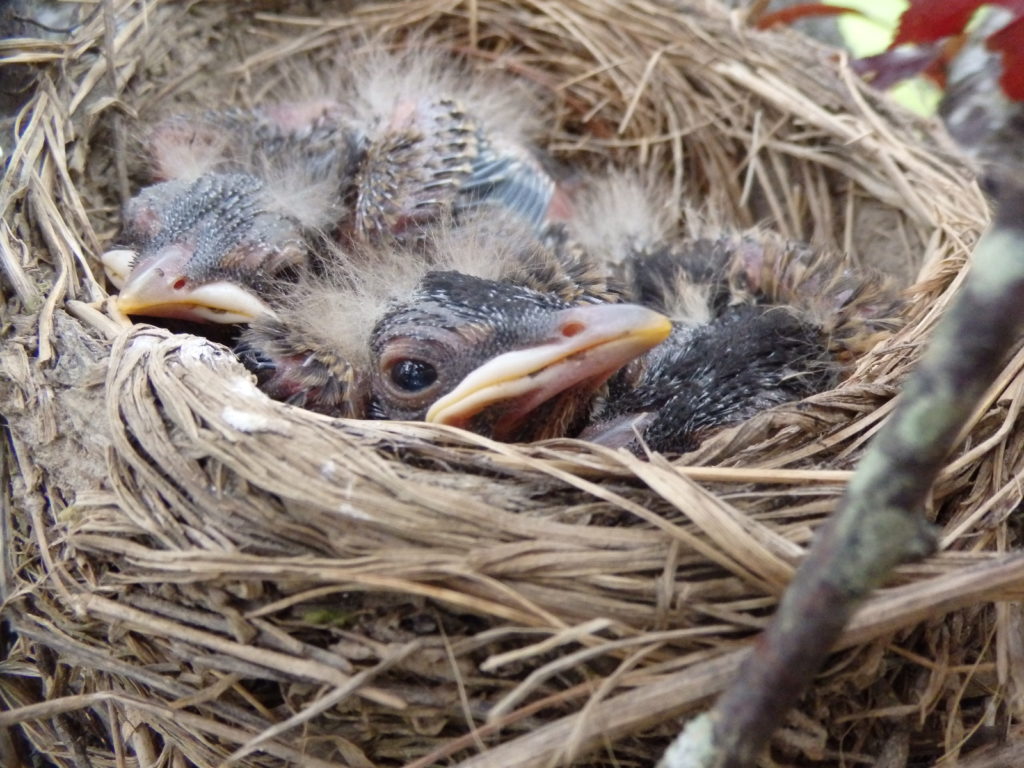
xmin=659 ymin=181 xmax=1024 ymax=768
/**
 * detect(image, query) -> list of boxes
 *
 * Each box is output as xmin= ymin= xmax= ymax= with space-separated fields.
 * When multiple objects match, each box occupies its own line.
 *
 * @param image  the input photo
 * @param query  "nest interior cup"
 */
xmin=1 ymin=1 xmax=1012 ymax=766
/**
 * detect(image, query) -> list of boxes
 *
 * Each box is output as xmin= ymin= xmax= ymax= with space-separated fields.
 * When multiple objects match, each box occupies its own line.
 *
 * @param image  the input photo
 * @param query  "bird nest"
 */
xmin=1 ymin=1 xmax=1014 ymax=766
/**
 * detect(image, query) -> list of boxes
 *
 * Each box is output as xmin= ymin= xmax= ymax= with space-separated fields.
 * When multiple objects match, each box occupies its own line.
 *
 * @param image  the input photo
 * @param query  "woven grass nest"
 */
xmin=1 ymin=0 xmax=1015 ymax=765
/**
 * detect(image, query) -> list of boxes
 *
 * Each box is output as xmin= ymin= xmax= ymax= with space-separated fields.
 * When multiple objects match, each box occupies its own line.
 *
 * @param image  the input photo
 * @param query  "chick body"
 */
xmin=339 ymin=47 xmax=560 ymax=240
xmin=587 ymin=233 xmax=900 ymax=453
xmin=565 ymin=172 xmax=900 ymax=453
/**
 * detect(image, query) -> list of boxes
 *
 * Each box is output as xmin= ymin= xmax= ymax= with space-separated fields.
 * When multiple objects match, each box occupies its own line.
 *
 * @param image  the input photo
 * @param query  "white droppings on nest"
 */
xmin=227 ymin=375 xmax=264 ymax=398
xmin=125 ymin=333 xmax=162 ymax=352
xmin=321 ymin=459 xmax=338 ymax=478
xmin=221 ymin=405 xmax=278 ymax=433
xmin=178 ymin=335 xmax=230 ymax=366
xmin=335 ymin=477 xmax=371 ymax=519
xmin=337 ymin=502 xmax=373 ymax=521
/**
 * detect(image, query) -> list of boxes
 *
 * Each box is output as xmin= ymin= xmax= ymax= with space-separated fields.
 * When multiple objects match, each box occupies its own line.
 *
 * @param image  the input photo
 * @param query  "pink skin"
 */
xmin=146 ymin=100 xmax=345 ymax=182
xmin=545 ymin=183 xmax=575 ymax=223
xmin=260 ymin=99 xmax=343 ymax=132
xmin=146 ymin=119 xmax=229 ymax=182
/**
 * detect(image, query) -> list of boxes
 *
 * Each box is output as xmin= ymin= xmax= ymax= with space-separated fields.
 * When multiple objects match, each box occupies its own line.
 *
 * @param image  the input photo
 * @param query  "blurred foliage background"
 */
xmin=829 ymin=0 xmax=941 ymax=114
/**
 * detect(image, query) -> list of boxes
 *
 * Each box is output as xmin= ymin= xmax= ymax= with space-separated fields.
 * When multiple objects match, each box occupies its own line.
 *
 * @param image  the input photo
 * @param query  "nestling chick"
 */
xmin=337 ymin=47 xmax=563 ymax=240
xmin=103 ymin=104 xmax=362 ymax=323
xmin=565 ymin=170 xmax=900 ymax=453
xmin=585 ymin=233 xmax=901 ymax=453
xmin=237 ymin=218 xmax=670 ymax=441
xmin=104 ymin=47 xmax=561 ymax=322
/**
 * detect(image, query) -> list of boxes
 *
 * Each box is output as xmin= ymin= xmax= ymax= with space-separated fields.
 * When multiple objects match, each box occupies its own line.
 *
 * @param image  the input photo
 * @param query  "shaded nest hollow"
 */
xmin=2 ymin=1 xmax=1019 ymax=766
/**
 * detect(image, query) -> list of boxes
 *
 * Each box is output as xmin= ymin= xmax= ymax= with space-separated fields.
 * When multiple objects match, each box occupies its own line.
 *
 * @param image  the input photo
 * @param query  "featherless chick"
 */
xmin=588 ymin=235 xmax=900 ymax=452
xmin=104 ymin=46 xmax=564 ymax=323
xmin=236 ymin=217 xmax=670 ymax=442
xmin=102 ymin=102 xmax=362 ymax=323
xmin=336 ymin=46 xmax=565 ymax=241
xmin=567 ymin=174 xmax=902 ymax=453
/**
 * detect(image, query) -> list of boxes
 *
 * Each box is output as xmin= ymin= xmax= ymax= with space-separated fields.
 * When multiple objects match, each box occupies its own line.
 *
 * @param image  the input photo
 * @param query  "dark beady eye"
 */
xmin=389 ymin=359 xmax=438 ymax=392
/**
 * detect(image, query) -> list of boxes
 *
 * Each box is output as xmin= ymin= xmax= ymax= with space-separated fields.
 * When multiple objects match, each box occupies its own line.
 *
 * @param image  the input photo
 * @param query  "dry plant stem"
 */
xmin=660 ymin=181 xmax=1024 ymax=768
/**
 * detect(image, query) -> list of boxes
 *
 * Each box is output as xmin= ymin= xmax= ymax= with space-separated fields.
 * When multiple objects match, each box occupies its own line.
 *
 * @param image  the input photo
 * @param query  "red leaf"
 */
xmin=893 ymin=0 xmax=1024 ymax=45
xmin=894 ymin=0 xmax=984 ymax=44
xmin=987 ymin=16 xmax=1024 ymax=100
xmin=755 ymin=3 xmax=863 ymax=30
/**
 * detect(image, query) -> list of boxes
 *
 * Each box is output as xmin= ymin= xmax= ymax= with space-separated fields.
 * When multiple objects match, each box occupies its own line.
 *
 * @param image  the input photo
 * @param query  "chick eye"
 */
xmin=389 ymin=359 xmax=438 ymax=392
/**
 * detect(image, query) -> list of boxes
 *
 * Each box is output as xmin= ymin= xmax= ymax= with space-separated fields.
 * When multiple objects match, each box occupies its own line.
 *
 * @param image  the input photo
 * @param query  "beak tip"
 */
xmin=101 ymin=248 xmax=138 ymax=290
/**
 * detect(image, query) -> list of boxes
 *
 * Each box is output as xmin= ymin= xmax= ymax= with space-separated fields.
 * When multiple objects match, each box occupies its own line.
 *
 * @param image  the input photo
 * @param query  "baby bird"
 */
xmin=236 ymin=218 xmax=670 ymax=442
xmin=587 ymin=303 xmax=832 ymax=452
xmin=103 ymin=104 xmax=362 ymax=323
xmin=104 ymin=47 xmax=562 ymax=323
xmin=567 ymin=172 xmax=900 ymax=453
xmin=337 ymin=47 xmax=563 ymax=240
xmin=598 ymin=236 xmax=897 ymax=453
